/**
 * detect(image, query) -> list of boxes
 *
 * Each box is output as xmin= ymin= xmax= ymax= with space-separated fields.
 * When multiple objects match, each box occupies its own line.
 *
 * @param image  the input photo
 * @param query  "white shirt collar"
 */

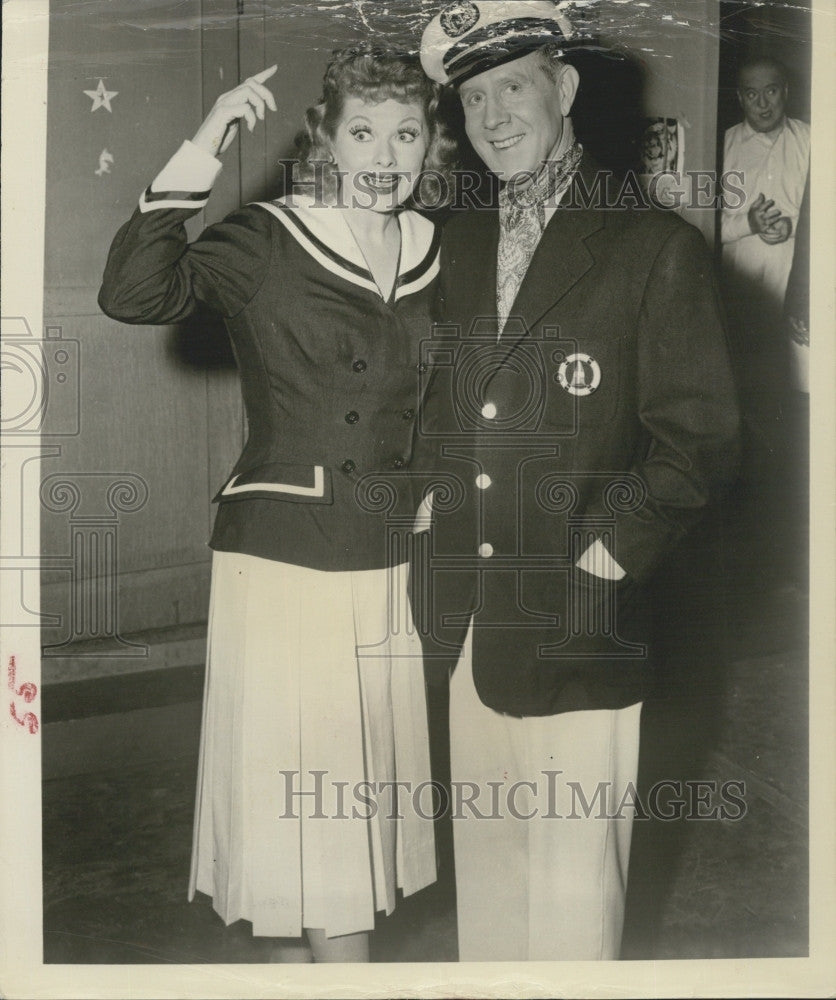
xmin=740 ymin=117 xmax=787 ymax=144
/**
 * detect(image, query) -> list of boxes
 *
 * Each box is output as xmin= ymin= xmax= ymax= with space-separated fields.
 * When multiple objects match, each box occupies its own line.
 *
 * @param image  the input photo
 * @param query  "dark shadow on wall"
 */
xmin=563 ymin=46 xmax=646 ymax=176
xmin=167 ymin=308 xmax=237 ymax=371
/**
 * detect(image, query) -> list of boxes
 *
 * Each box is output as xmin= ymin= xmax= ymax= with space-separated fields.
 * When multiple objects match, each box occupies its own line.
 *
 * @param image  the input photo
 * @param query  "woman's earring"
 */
xmin=327 ymin=153 xmax=336 ymax=164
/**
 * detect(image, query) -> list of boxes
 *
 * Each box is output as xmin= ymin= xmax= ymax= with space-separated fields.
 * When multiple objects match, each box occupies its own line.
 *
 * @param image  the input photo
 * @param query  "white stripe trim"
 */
xmin=139 ymin=189 xmax=209 ymax=214
xmin=395 ymin=253 xmax=441 ymax=302
xmin=222 ymin=466 xmax=326 ymax=498
xmin=279 ymin=194 xmax=370 ymax=270
xmin=255 ymin=201 xmax=380 ymax=296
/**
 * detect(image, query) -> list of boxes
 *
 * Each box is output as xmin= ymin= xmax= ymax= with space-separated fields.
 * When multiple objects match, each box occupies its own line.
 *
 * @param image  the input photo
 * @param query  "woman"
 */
xmin=99 ymin=46 xmax=454 ymax=963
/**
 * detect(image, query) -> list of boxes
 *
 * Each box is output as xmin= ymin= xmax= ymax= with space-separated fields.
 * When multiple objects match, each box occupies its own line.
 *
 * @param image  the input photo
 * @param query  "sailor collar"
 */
xmin=256 ymin=195 xmax=440 ymax=303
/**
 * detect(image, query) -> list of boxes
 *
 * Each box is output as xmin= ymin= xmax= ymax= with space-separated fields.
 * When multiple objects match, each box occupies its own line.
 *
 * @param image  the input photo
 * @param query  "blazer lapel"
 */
xmin=454 ymin=208 xmax=500 ymax=338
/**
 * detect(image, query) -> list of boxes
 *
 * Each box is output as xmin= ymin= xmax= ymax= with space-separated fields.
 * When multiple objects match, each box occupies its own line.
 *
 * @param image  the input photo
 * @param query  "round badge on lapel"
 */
xmin=557 ymin=353 xmax=602 ymax=397
xmin=440 ymin=1 xmax=480 ymax=37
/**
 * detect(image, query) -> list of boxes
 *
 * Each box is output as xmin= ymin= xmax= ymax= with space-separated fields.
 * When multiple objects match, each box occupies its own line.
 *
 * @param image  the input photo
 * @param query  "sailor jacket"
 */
xmin=99 ymin=144 xmax=440 ymax=572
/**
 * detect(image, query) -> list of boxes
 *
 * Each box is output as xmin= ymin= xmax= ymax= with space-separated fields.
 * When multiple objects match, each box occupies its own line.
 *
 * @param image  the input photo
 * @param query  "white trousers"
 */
xmin=450 ymin=625 xmax=642 ymax=961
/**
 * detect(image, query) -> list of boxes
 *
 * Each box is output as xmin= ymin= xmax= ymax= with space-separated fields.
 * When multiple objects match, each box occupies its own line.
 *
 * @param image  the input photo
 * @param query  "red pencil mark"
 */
xmin=10 ymin=702 xmax=39 ymax=734
xmin=8 ymin=655 xmax=39 ymax=734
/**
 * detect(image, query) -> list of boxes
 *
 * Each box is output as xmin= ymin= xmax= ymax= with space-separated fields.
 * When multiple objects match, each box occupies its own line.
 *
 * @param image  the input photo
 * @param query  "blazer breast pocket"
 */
xmin=212 ymin=462 xmax=334 ymax=505
xmin=540 ymin=338 xmax=625 ymax=429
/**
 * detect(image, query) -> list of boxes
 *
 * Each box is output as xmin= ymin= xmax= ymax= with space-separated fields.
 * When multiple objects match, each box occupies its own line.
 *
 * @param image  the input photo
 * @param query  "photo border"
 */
xmin=1 ymin=1 xmax=834 ymax=995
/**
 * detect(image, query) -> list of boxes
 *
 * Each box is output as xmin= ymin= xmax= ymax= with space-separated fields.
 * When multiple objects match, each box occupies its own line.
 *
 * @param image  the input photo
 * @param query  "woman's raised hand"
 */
xmin=192 ymin=65 xmax=278 ymax=157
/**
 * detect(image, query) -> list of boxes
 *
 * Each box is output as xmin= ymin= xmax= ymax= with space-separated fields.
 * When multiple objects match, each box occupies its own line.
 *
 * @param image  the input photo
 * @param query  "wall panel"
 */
xmin=41 ymin=0 xmax=244 ymax=657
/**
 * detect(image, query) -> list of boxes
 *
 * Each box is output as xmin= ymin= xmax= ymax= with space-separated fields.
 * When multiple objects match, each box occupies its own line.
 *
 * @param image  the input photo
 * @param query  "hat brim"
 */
xmin=449 ymin=39 xmax=564 ymax=86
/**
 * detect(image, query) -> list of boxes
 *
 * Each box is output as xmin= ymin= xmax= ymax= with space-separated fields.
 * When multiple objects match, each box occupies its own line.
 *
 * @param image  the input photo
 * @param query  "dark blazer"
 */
xmin=413 ymin=154 xmax=741 ymax=717
xmin=100 ymin=190 xmax=440 ymax=572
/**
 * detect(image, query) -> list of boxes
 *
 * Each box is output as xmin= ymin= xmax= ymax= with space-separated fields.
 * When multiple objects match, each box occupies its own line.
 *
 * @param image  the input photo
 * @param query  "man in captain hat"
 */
xmin=415 ymin=1 xmax=741 ymax=961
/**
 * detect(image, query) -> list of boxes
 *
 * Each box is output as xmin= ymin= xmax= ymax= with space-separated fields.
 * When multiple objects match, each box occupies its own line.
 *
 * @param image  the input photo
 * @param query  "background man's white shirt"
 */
xmin=722 ymin=116 xmax=810 ymax=302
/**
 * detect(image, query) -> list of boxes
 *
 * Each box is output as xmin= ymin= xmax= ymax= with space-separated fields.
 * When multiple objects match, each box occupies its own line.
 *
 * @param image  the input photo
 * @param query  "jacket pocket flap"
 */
xmin=213 ymin=463 xmax=333 ymax=505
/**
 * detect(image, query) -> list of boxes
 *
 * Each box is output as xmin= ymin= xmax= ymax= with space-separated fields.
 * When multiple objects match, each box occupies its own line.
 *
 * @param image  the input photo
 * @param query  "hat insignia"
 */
xmin=440 ymin=1 xmax=480 ymax=38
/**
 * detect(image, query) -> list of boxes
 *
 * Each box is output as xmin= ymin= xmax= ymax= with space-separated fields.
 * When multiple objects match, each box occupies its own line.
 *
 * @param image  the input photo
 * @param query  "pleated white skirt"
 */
xmin=188 ymin=550 xmax=436 ymax=939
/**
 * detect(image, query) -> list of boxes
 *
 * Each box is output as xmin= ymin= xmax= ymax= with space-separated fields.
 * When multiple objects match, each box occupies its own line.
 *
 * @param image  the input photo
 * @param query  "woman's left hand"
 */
xmin=192 ymin=64 xmax=279 ymax=158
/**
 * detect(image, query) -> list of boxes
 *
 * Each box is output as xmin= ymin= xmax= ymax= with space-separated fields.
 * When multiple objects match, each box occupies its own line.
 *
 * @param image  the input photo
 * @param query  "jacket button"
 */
xmin=342 ymin=459 xmax=356 ymax=474
xmin=402 ymin=408 xmax=415 ymax=420
xmin=476 ymin=474 xmax=492 ymax=490
xmin=345 ymin=411 xmax=360 ymax=424
xmin=481 ymin=402 xmax=497 ymax=420
xmin=478 ymin=543 xmax=494 ymax=559
xmin=352 ymin=359 xmax=367 ymax=374
xmin=394 ymin=457 xmax=405 ymax=469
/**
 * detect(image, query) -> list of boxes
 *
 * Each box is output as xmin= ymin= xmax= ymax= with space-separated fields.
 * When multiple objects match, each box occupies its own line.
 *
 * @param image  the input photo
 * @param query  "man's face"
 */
xmin=738 ymin=63 xmax=787 ymax=134
xmin=459 ymin=51 xmax=567 ymax=182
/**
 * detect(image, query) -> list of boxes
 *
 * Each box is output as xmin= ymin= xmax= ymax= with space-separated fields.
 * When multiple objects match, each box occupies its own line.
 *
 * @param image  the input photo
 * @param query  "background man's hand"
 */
xmin=758 ymin=216 xmax=793 ymax=244
xmin=747 ymin=191 xmax=783 ymax=235
xmin=191 ymin=65 xmax=278 ymax=157
xmin=787 ymin=315 xmax=809 ymax=346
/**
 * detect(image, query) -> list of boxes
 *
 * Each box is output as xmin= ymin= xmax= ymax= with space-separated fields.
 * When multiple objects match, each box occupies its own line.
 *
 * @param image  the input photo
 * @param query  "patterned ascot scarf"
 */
xmin=496 ymin=136 xmax=583 ymax=336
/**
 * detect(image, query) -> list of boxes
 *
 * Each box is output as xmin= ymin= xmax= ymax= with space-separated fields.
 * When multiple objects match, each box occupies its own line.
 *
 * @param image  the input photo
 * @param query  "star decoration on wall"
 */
xmin=83 ymin=79 xmax=118 ymax=113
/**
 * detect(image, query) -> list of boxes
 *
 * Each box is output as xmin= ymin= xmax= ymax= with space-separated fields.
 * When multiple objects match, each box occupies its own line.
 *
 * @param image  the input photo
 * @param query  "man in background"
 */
xmin=722 ymin=56 xmax=810 ymax=394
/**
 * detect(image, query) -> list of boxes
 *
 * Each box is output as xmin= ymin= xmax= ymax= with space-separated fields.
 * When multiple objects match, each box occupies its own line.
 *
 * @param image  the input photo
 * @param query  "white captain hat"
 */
xmin=420 ymin=1 xmax=574 ymax=86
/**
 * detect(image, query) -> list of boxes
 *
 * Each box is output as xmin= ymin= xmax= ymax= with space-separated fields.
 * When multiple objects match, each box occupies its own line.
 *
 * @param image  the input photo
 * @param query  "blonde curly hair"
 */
xmin=295 ymin=45 xmax=458 ymax=209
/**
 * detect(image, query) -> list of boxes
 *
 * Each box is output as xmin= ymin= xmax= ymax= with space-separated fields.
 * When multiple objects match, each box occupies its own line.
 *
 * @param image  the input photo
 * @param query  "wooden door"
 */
xmin=41 ymin=0 xmax=245 ymax=654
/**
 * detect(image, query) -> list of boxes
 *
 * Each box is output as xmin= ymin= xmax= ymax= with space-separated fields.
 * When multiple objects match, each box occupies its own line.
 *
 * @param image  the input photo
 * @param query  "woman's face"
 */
xmin=329 ymin=96 xmax=429 ymax=212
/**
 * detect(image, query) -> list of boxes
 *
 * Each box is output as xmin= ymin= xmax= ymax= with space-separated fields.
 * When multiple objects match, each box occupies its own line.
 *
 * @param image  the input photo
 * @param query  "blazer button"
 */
xmin=393 ymin=457 xmax=405 ymax=469
xmin=352 ymin=359 xmax=367 ymax=374
xmin=481 ymin=402 xmax=498 ymax=420
xmin=345 ymin=411 xmax=360 ymax=425
xmin=402 ymin=408 xmax=415 ymax=420
xmin=476 ymin=474 xmax=492 ymax=490
xmin=478 ymin=543 xmax=494 ymax=559
xmin=342 ymin=459 xmax=356 ymax=474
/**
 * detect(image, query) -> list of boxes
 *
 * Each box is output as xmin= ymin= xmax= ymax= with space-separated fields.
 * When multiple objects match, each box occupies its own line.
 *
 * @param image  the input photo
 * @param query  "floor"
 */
xmin=41 ymin=392 xmax=810 ymax=965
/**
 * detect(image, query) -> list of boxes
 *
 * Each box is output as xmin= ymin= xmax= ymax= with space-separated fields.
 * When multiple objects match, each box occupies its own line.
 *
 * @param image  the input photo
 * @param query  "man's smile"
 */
xmin=489 ymin=134 xmax=525 ymax=150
